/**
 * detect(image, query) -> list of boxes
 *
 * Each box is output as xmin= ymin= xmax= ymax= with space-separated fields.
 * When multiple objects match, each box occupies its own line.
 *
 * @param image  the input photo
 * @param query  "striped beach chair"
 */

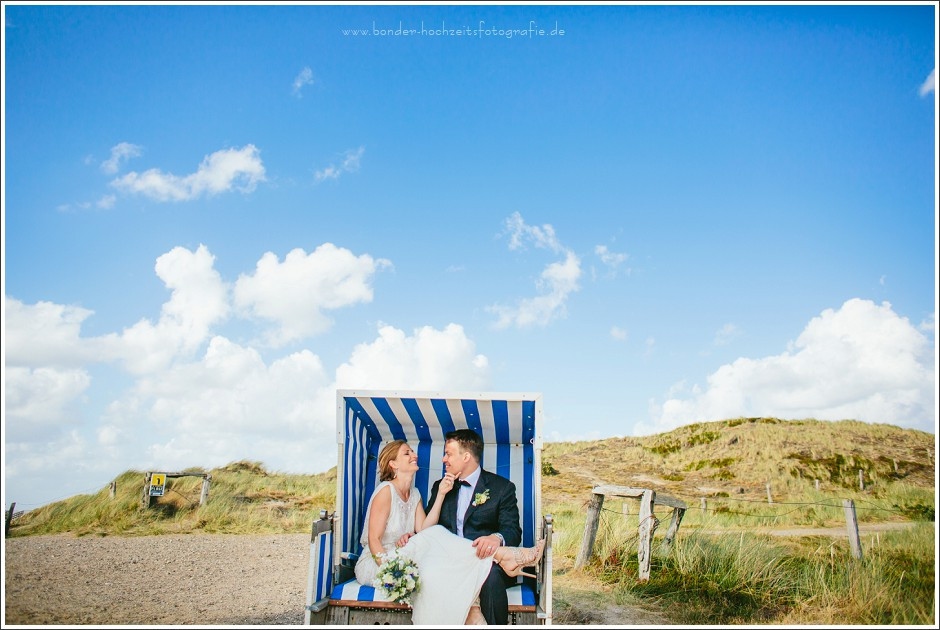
xmin=304 ymin=390 xmax=553 ymax=625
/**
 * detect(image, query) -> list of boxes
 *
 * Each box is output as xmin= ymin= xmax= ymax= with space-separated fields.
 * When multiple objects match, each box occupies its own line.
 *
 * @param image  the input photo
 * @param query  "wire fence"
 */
xmin=590 ymin=488 xmax=915 ymax=521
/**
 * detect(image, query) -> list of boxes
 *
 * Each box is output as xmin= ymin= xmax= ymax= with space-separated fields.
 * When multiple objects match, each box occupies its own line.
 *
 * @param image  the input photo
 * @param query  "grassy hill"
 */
xmin=543 ymin=417 xmax=934 ymax=524
xmin=10 ymin=461 xmax=336 ymax=537
xmin=9 ymin=418 xmax=936 ymax=624
xmin=9 ymin=417 xmax=934 ymax=538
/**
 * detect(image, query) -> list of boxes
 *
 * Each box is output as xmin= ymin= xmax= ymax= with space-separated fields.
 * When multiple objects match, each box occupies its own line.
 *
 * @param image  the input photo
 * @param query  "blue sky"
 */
xmin=3 ymin=3 xmax=936 ymax=509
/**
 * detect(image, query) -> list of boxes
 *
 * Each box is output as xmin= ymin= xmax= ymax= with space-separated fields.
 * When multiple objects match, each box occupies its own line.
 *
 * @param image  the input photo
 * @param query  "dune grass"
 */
xmin=592 ymin=522 xmax=936 ymax=625
xmin=546 ymin=492 xmax=935 ymax=624
xmin=10 ymin=417 xmax=935 ymax=624
xmin=10 ymin=461 xmax=336 ymax=537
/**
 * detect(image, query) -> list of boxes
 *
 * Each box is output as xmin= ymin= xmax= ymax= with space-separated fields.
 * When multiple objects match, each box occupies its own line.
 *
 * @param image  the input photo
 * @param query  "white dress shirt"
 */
xmin=455 ymin=465 xmax=481 ymax=538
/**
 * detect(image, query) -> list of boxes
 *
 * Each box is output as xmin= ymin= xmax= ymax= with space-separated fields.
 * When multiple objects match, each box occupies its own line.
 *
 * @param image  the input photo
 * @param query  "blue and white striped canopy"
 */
xmin=335 ymin=390 xmax=543 ymax=559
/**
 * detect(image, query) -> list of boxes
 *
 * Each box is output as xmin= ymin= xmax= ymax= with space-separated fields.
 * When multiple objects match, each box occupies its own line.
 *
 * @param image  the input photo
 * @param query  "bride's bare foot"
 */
xmin=464 ymin=605 xmax=487 ymax=625
xmin=493 ymin=539 xmax=545 ymax=578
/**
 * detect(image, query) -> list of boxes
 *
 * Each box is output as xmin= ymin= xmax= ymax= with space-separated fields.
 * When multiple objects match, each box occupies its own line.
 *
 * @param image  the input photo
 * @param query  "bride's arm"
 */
xmin=367 ymin=485 xmax=393 ymax=561
xmin=415 ymin=474 xmax=455 ymax=532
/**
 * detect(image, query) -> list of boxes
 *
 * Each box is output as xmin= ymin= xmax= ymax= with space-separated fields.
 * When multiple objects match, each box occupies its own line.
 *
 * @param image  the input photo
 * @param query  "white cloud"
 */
xmin=919 ymin=68 xmax=935 ymax=97
xmin=4 ymin=430 xmax=91 ymax=479
xmin=489 ymin=214 xmax=582 ymax=329
xmin=292 ymin=66 xmax=314 ymax=97
xmin=640 ymin=299 xmax=936 ymax=435
xmin=97 ymin=322 xmax=488 ymax=478
xmin=5 ymin=245 xmax=229 ymax=376
xmin=504 ymin=211 xmax=564 ymax=253
xmin=315 ymin=165 xmax=340 ymax=181
xmin=920 ymin=312 xmax=936 ymax=334
xmin=100 ymin=142 xmax=142 ymax=174
xmin=315 ymin=147 xmax=365 ymax=183
xmin=5 ymin=297 xmax=97 ymax=367
xmin=97 ymin=335 xmax=336 ymax=474
xmin=610 ymin=326 xmax=628 ymax=341
xmin=97 ymin=194 xmax=116 ymax=209
xmin=342 ymin=147 xmax=364 ymax=172
xmin=5 ymin=367 xmax=91 ymax=442
xmin=713 ymin=323 xmax=741 ymax=346
xmin=335 ymin=323 xmax=489 ymax=391
xmin=234 ymin=244 xmax=390 ymax=346
xmin=595 ymin=245 xmax=629 ymax=276
xmin=489 ymin=251 xmax=581 ymax=329
xmin=102 ymin=245 xmax=230 ymax=373
xmin=5 ymin=241 xmax=441 ymax=506
xmin=111 ymin=145 xmax=265 ymax=202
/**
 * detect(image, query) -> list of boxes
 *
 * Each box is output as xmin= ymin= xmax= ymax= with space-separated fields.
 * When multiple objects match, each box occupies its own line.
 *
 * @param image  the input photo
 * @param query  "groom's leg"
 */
xmin=479 ymin=564 xmax=512 ymax=625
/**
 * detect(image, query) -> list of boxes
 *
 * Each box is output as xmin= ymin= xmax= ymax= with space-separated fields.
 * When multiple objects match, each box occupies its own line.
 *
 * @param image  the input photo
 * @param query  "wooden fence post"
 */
xmin=637 ymin=489 xmax=659 ymax=581
xmin=842 ymin=499 xmax=863 ymax=559
xmin=109 ymin=481 xmax=116 ymax=499
xmin=858 ymin=469 xmax=865 ymax=491
xmin=660 ymin=507 xmax=685 ymax=553
xmin=199 ymin=475 xmax=211 ymax=506
xmin=5 ymin=502 xmax=15 ymax=538
xmin=766 ymin=483 xmax=773 ymax=504
xmin=140 ymin=473 xmax=152 ymax=510
xmin=700 ymin=497 xmax=707 ymax=513
xmin=575 ymin=492 xmax=605 ymax=568
xmin=815 ymin=479 xmax=820 ymax=492
xmin=893 ymin=459 xmax=898 ymax=473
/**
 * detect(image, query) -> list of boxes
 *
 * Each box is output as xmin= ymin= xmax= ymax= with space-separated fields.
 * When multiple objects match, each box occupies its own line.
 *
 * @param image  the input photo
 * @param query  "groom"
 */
xmin=426 ymin=429 xmax=522 ymax=625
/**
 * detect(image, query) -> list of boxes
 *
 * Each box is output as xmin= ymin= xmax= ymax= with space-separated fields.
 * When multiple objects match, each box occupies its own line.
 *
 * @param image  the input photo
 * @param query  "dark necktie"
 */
xmin=458 ymin=480 xmax=472 ymax=487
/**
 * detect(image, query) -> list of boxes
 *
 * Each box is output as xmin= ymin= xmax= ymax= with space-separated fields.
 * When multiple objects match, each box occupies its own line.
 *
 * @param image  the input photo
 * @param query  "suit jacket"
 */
xmin=427 ymin=468 xmax=522 ymax=547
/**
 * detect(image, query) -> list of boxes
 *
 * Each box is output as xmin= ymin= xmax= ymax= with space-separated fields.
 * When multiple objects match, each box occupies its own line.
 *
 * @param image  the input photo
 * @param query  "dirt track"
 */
xmin=4 ymin=533 xmax=310 ymax=625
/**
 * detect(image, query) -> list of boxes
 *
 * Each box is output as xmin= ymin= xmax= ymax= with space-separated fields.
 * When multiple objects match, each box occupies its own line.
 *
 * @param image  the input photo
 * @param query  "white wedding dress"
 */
xmin=355 ymin=481 xmax=495 ymax=625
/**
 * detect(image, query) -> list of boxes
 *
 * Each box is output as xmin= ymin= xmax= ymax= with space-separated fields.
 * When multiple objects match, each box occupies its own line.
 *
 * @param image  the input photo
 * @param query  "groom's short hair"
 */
xmin=445 ymin=429 xmax=483 ymax=462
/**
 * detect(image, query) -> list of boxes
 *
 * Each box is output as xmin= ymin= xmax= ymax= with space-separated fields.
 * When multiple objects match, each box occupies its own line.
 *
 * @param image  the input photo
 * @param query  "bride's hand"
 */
xmin=439 ymin=472 xmax=459 ymax=496
xmin=396 ymin=532 xmax=413 ymax=547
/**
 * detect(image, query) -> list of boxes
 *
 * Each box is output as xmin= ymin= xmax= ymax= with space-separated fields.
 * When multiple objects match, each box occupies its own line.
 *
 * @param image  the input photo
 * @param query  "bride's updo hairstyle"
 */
xmin=378 ymin=439 xmax=408 ymax=481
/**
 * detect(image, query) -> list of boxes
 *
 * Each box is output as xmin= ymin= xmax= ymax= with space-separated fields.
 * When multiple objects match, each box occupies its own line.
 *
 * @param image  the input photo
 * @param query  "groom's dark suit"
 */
xmin=427 ymin=468 xmax=522 ymax=625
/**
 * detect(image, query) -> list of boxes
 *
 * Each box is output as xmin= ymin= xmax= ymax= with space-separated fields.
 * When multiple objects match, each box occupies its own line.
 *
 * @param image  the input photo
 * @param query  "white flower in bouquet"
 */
xmin=372 ymin=549 xmax=421 ymax=605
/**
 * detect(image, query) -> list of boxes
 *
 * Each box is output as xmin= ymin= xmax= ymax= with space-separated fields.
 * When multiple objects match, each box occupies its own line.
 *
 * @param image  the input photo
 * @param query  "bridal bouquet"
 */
xmin=372 ymin=550 xmax=420 ymax=605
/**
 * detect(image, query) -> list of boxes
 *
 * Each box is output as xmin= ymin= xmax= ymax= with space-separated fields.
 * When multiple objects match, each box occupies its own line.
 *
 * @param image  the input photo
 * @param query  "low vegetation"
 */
xmin=10 ymin=461 xmax=335 ymax=537
xmin=9 ymin=417 xmax=935 ymax=624
xmin=544 ymin=417 xmax=935 ymax=625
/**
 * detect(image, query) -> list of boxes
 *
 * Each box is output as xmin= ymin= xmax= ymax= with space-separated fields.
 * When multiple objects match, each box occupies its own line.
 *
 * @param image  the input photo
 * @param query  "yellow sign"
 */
xmin=149 ymin=474 xmax=166 ymax=496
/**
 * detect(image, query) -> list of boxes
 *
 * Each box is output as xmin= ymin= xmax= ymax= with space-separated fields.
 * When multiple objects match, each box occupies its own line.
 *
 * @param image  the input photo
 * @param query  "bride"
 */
xmin=354 ymin=440 xmax=544 ymax=625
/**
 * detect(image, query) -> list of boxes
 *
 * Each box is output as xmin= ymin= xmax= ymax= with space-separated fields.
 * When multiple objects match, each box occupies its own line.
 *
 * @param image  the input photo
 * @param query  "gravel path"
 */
xmin=4 ymin=533 xmax=311 ymax=625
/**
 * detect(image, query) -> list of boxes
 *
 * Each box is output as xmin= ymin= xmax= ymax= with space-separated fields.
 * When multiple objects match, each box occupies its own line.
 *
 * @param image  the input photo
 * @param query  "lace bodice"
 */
xmin=359 ymin=481 xmax=421 ymax=556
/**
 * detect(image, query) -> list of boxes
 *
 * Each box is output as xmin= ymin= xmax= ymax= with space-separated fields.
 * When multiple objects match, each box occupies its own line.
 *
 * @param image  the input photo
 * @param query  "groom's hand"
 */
xmin=471 ymin=534 xmax=501 ymax=559
xmin=396 ymin=533 xmax=412 ymax=547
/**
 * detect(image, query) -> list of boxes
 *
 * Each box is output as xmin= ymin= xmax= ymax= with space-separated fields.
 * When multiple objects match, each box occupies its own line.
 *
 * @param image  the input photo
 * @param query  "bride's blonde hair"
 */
xmin=378 ymin=440 xmax=408 ymax=481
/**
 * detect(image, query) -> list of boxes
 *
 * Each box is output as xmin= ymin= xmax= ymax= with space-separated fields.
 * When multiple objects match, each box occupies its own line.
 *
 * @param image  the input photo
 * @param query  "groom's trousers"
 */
xmin=479 ymin=564 xmax=514 ymax=625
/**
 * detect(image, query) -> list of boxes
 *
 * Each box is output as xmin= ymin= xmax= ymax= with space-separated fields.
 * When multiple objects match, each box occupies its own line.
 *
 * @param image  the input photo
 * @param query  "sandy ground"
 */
xmin=8 ymin=523 xmax=912 ymax=625
xmin=4 ymin=533 xmax=311 ymax=625
xmin=4 ymin=532 xmax=671 ymax=626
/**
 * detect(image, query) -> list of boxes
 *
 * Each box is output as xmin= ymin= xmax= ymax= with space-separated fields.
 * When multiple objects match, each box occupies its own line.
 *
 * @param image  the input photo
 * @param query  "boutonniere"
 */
xmin=472 ymin=489 xmax=490 ymax=506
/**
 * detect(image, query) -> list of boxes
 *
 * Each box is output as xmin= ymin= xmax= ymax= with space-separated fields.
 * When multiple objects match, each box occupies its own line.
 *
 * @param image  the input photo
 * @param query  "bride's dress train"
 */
xmin=354 ymin=482 xmax=494 ymax=624
xmin=403 ymin=525 xmax=494 ymax=625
